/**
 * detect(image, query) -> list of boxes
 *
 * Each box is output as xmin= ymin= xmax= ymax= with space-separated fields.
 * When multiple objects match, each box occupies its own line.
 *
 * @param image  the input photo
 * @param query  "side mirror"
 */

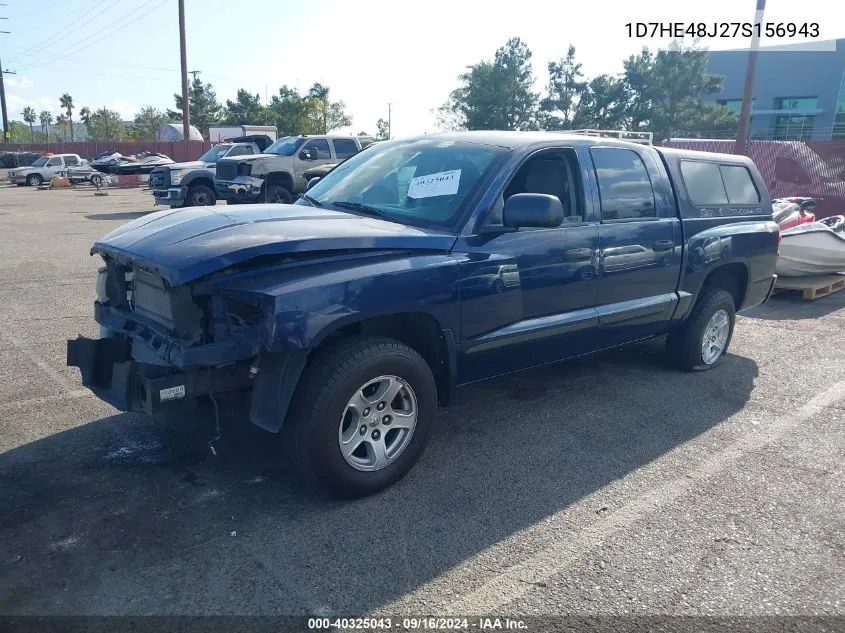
xmin=306 ymin=177 xmax=321 ymax=190
xmin=502 ymin=193 xmax=564 ymax=229
xmin=300 ymin=149 xmax=315 ymax=160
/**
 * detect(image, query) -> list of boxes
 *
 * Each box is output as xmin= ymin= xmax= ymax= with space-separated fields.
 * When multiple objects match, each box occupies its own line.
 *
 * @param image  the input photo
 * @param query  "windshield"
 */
xmin=263 ymin=136 xmax=305 ymax=156
xmin=199 ymin=145 xmax=234 ymax=163
xmin=30 ymin=157 xmax=49 ymax=167
xmin=302 ymin=139 xmax=505 ymax=230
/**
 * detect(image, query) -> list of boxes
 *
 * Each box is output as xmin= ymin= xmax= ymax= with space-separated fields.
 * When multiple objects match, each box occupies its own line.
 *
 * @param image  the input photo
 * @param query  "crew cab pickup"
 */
xmin=213 ymin=134 xmax=365 ymax=204
xmin=148 ymin=138 xmax=269 ymax=208
xmin=67 ymin=131 xmax=779 ymax=498
xmin=9 ymin=153 xmax=85 ymax=186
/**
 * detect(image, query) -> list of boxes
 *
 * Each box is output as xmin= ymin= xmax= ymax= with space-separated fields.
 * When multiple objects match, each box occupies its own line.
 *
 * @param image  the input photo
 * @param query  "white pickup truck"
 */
xmin=9 ymin=153 xmax=86 ymax=186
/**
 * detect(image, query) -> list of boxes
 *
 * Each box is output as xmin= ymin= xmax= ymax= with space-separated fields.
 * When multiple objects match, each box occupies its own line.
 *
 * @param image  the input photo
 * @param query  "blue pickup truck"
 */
xmin=67 ymin=131 xmax=779 ymax=497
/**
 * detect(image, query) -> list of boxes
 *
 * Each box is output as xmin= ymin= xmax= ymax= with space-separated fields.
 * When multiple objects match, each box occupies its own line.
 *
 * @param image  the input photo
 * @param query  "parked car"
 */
xmin=0 ymin=151 xmax=42 ymax=169
xmin=9 ymin=153 xmax=85 ymax=186
xmin=149 ymin=137 xmax=272 ymax=208
xmin=67 ymin=132 xmax=779 ymax=499
xmin=214 ymin=134 xmax=365 ymax=204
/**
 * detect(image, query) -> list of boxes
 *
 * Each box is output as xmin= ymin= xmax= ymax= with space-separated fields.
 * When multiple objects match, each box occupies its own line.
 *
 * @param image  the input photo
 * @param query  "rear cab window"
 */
xmin=680 ymin=160 xmax=760 ymax=206
xmin=590 ymin=147 xmax=657 ymax=221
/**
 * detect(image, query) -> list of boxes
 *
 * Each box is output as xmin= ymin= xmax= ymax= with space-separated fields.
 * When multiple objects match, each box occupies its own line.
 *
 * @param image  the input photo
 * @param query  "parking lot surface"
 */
xmin=1 ymin=184 xmax=843 ymax=619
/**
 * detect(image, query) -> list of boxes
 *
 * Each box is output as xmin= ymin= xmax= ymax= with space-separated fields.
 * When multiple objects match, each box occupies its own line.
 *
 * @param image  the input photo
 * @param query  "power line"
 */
xmin=17 ymin=0 xmax=166 ymax=69
xmin=7 ymin=0 xmax=113 ymax=62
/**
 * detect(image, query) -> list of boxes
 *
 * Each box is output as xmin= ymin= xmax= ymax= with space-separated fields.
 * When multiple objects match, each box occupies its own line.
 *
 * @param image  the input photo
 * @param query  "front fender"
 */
xmin=181 ymin=169 xmax=215 ymax=188
xmin=206 ymin=252 xmax=461 ymax=351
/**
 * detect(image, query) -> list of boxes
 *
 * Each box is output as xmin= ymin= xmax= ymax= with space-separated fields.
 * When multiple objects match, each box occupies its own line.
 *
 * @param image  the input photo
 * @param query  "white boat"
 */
xmin=776 ymin=215 xmax=845 ymax=277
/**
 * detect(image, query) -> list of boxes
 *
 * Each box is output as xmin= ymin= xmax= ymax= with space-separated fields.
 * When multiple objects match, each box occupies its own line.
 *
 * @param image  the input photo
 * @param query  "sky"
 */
xmin=2 ymin=0 xmax=843 ymax=138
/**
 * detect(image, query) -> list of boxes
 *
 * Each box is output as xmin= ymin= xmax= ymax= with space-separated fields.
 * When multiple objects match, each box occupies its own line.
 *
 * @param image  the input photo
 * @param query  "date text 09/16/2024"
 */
xmin=625 ymin=22 xmax=820 ymax=39
xmin=307 ymin=617 xmax=528 ymax=630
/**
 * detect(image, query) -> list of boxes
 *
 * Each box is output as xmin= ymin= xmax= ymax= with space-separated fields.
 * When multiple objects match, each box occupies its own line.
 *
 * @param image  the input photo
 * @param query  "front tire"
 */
xmin=27 ymin=174 xmax=43 ymax=186
xmin=667 ymin=289 xmax=736 ymax=372
xmin=264 ymin=183 xmax=293 ymax=204
xmin=186 ymin=183 xmax=216 ymax=207
xmin=284 ymin=337 xmax=437 ymax=498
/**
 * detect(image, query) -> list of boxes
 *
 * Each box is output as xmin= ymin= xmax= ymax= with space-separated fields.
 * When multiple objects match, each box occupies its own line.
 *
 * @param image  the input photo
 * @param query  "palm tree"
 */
xmin=60 ymin=93 xmax=75 ymax=141
xmin=22 ymin=106 xmax=37 ymax=141
xmin=79 ymin=106 xmax=91 ymax=138
xmin=39 ymin=110 xmax=53 ymax=141
xmin=56 ymin=114 xmax=70 ymax=139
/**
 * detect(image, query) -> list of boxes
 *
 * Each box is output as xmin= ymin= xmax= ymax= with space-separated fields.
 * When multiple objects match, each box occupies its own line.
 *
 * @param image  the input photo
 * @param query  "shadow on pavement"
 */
xmin=745 ymin=287 xmax=845 ymax=321
xmin=0 ymin=339 xmax=758 ymax=615
xmin=83 ymin=212 xmax=151 ymax=221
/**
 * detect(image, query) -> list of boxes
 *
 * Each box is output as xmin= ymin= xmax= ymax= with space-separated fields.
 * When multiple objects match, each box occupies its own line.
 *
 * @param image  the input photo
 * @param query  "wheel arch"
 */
xmin=699 ymin=262 xmax=749 ymax=311
xmin=266 ymin=171 xmax=294 ymax=190
xmin=249 ymin=311 xmax=456 ymax=434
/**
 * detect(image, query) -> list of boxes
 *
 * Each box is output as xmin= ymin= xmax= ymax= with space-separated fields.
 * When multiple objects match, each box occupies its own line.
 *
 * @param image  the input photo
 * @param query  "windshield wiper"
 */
xmin=302 ymin=193 xmax=322 ymax=207
xmin=331 ymin=200 xmax=393 ymax=221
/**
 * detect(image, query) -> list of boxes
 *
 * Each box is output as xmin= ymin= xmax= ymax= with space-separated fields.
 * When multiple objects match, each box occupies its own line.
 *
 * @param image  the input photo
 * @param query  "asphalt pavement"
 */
xmin=0 ymin=183 xmax=843 ymax=624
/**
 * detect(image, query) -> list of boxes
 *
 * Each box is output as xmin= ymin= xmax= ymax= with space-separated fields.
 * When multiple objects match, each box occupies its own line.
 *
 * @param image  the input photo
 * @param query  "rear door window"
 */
xmin=590 ymin=147 xmax=657 ymax=220
xmin=64 ymin=155 xmax=79 ymax=166
xmin=720 ymin=165 xmax=760 ymax=204
xmin=332 ymin=139 xmax=359 ymax=159
xmin=680 ymin=160 xmax=728 ymax=205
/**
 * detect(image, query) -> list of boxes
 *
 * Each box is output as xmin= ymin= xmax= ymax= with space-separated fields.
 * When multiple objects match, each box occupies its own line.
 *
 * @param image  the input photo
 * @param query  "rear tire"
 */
xmin=90 ymin=174 xmax=103 ymax=187
xmin=667 ymin=288 xmax=736 ymax=372
xmin=264 ymin=183 xmax=293 ymax=204
xmin=186 ymin=183 xmax=216 ymax=207
xmin=284 ymin=337 xmax=437 ymax=498
xmin=27 ymin=174 xmax=43 ymax=186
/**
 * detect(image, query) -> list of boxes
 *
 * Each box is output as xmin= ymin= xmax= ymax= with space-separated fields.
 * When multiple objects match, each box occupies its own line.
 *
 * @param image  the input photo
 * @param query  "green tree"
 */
xmin=439 ymin=37 xmax=538 ymax=131
xmin=79 ymin=106 xmax=92 ymax=138
xmin=223 ymin=89 xmax=266 ymax=125
xmin=575 ymin=74 xmax=628 ymax=129
xmin=539 ymin=45 xmax=588 ymax=130
xmin=267 ymin=85 xmax=311 ymax=135
xmin=133 ymin=106 xmax=169 ymax=140
xmin=56 ymin=114 xmax=71 ymax=139
xmin=59 ymin=93 xmax=75 ymax=141
xmin=620 ymin=40 xmax=737 ymax=140
xmin=22 ymin=106 xmax=37 ymax=141
xmin=39 ymin=110 xmax=53 ymax=140
xmin=168 ymin=76 xmax=223 ymax=137
xmin=305 ymin=83 xmax=352 ymax=133
xmin=376 ymin=118 xmax=390 ymax=140
xmin=88 ymin=108 xmax=125 ymax=141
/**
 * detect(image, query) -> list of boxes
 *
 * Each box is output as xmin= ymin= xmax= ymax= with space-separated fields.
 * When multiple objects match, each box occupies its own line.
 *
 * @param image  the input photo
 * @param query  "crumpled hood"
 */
xmin=165 ymin=161 xmax=207 ymax=171
xmin=217 ymin=153 xmax=280 ymax=164
xmin=91 ymin=204 xmax=456 ymax=286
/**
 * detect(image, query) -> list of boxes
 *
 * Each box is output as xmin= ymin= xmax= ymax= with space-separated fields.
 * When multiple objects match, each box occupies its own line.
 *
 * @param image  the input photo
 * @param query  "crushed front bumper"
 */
xmin=66 ymin=336 xmax=253 ymax=415
xmin=151 ymin=187 xmax=187 ymax=206
xmin=214 ymin=177 xmax=263 ymax=203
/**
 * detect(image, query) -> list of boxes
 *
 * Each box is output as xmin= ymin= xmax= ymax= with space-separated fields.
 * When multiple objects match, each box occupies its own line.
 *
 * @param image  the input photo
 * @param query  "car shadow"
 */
xmin=0 ymin=339 xmax=758 ymax=615
xmin=745 ymin=287 xmax=845 ymax=321
xmin=83 ymin=212 xmax=152 ymax=221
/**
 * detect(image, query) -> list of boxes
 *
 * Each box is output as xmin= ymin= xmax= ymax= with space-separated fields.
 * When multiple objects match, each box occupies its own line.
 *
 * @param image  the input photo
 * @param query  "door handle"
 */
xmin=563 ymin=248 xmax=593 ymax=262
xmin=652 ymin=240 xmax=674 ymax=252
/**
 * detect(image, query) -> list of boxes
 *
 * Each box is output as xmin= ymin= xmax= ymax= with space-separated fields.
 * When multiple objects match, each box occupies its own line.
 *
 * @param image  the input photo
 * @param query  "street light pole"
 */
xmin=735 ymin=0 xmax=766 ymax=155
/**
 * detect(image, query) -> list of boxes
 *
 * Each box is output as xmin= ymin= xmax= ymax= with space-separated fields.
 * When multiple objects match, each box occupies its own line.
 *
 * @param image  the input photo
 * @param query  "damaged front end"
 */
xmin=67 ymin=256 xmax=266 ymax=416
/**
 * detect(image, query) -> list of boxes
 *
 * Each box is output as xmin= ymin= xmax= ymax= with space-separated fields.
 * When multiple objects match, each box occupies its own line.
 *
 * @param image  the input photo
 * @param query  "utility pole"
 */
xmin=387 ymin=102 xmax=392 ymax=139
xmin=735 ymin=0 xmax=766 ymax=155
xmin=0 ymin=52 xmax=10 ymax=147
xmin=178 ymin=0 xmax=191 ymax=144
xmin=0 ymin=7 xmax=9 ymax=146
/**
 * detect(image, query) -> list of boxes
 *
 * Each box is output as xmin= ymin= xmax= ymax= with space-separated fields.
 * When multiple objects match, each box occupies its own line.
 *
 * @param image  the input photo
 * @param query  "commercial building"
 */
xmin=703 ymin=38 xmax=845 ymax=140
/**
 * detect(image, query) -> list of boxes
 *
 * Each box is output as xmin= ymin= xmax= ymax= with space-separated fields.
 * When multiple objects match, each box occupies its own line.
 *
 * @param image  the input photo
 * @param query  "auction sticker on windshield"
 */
xmin=407 ymin=169 xmax=461 ymax=199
